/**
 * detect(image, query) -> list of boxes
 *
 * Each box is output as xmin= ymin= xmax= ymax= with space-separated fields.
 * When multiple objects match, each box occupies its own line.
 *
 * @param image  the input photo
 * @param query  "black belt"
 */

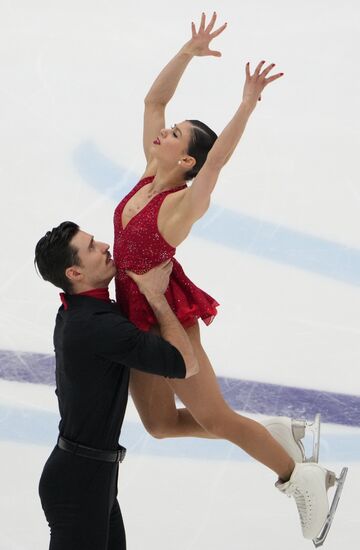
xmin=57 ymin=436 xmax=126 ymax=463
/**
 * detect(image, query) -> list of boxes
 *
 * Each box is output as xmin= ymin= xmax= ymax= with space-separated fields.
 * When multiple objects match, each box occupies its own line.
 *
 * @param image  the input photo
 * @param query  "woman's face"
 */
xmin=151 ymin=120 xmax=193 ymax=165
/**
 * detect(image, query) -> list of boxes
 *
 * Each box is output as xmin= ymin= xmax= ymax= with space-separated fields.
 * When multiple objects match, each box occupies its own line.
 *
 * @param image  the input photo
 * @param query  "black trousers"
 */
xmin=39 ymin=446 xmax=126 ymax=550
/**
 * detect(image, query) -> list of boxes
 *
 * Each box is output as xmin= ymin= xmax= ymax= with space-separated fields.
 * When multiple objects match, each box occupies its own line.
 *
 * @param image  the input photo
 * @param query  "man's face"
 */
xmin=67 ymin=230 xmax=116 ymax=290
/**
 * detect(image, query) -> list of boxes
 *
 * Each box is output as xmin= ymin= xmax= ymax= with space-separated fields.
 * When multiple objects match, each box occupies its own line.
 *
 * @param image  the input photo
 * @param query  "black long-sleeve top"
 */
xmin=53 ymin=295 xmax=186 ymax=450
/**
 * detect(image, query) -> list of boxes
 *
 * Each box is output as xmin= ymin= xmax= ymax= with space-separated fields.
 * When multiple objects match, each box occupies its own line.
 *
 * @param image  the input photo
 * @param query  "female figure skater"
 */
xmin=114 ymin=13 xmax=345 ymax=542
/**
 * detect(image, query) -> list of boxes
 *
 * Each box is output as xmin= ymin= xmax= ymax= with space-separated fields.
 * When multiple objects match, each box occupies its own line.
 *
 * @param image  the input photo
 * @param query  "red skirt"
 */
xmin=115 ymin=258 xmax=219 ymax=331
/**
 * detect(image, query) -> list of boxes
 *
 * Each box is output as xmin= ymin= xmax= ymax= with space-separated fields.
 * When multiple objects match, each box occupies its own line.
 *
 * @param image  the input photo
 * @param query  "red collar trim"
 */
xmin=59 ymin=292 xmax=69 ymax=310
xmin=77 ymin=288 xmax=111 ymax=302
xmin=59 ymin=288 xmax=111 ymax=310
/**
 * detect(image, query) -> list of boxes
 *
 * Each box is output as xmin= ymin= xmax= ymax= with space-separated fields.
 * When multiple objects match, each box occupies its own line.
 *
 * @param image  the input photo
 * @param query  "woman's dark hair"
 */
xmin=34 ymin=221 xmax=81 ymax=294
xmin=185 ymin=119 xmax=218 ymax=181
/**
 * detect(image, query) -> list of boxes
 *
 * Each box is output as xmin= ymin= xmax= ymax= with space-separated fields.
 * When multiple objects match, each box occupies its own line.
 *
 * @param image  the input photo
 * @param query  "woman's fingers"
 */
xmin=194 ymin=12 xmax=226 ymax=38
xmin=244 ymin=60 xmax=283 ymax=104
xmin=205 ymin=11 xmax=217 ymax=33
xmin=260 ymin=63 xmax=276 ymax=78
xmin=254 ymin=60 xmax=266 ymax=76
xmin=248 ymin=60 xmax=284 ymax=84
xmin=264 ymin=72 xmax=284 ymax=85
xmin=209 ymin=22 xmax=227 ymax=39
xmin=258 ymin=62 xmax=284 ymax=85
xmin=208 ymin=49 xmax=222 ymax=57
xmin=191 ymin=21 xmax=196 ymax=38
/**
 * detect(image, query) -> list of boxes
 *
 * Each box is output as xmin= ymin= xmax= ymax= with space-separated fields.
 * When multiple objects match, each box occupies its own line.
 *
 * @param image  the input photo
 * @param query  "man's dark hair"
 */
xmin=185 ymin=120 xmax=218 ymax=181
xmin=34 ymin=221 xmax=81 ymax=294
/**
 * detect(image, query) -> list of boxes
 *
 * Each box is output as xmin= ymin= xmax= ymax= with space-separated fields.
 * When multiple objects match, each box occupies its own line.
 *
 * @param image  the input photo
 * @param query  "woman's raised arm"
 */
xmin=143 ymin=12 xmax=227 ymax=164
xmin=179 ymin=60 xmax=284 ymax=222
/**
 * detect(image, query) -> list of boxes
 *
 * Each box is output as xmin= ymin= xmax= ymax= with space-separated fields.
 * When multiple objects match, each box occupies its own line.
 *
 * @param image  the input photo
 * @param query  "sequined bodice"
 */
xmin=113 ymin=176 xmax=219 ymax=331
xmin=113 ymin=176 xmax=186 ymax=273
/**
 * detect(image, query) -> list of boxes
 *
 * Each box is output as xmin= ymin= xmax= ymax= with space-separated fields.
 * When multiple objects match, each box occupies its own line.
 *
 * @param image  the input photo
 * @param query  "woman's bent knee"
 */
xmin=142 ymin=415 xmax=178 ymax=439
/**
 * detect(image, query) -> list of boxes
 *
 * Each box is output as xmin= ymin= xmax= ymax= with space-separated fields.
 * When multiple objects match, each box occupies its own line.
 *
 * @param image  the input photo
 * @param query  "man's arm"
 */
xmin=127 ymin=261 xmax=199 ymax=379
xmin=145 ymin=294 xmax=198 ymax=379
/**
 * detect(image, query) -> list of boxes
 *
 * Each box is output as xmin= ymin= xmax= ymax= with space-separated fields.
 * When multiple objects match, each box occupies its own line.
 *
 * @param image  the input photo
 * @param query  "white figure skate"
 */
xmin=263 ymin=414 xmax=321 ymax=463
xmin=276 ymin=462 xmax=348 ymax=547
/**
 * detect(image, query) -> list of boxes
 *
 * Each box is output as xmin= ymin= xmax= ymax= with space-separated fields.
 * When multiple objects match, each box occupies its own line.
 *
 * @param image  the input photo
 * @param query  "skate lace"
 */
xmin=287 ymin=485 xmax=312 ymax=528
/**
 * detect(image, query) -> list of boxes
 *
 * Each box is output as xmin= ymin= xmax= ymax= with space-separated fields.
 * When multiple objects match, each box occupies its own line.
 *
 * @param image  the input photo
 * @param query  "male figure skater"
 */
xmin=34 ymin=221 xmax=199 ymax=550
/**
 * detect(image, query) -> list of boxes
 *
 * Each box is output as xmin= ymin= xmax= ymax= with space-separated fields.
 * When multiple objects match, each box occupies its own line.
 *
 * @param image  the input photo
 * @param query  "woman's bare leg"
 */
xmin=130 ymin=369 xmax=213 ymax=438
xmin=168 ymin=322 xmax=294 ymax=480
xmin=130 ymin=322 xmax=294 ymax=479
xmin=129 ymin=326 xmax=213 ymax=439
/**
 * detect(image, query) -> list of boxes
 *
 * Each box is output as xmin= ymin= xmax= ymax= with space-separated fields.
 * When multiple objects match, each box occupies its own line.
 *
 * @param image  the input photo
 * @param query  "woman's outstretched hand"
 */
xmin=181 ymin=12 xmax=227 ymax=57
xmin=243 ymin=61 xmax=284 ymax=107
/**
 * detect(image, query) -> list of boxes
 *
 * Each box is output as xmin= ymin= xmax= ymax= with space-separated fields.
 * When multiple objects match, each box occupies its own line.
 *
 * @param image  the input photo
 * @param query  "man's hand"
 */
xmin=126 ymin=260 xmax=173 ymax=300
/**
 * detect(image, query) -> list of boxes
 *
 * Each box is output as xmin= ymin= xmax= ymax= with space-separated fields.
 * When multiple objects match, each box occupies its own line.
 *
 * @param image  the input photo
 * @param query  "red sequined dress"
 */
xmin=113 ymin=176 xmax=219 ymax=331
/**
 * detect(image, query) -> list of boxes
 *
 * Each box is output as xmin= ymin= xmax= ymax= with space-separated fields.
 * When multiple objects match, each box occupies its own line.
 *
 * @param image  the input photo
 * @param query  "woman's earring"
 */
xmin=177 ymin=160 xmax=182 ymax=165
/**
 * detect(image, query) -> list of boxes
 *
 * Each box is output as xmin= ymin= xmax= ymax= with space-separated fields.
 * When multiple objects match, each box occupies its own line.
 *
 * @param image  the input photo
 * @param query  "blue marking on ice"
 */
xmin=72 ymin=141 xmax=138 ymax=199
xmin=193 ymin=206 xmax=360 ymax=286
xmin=1 ymin=350 xmax=360 ymax=427
xmin=0 ymin=405 xmax=359 ymax=462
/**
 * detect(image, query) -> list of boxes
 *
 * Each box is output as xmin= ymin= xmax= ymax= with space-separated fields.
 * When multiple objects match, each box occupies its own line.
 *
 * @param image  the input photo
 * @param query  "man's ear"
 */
xmin=65 ymin=266 xmax=83 ymax=285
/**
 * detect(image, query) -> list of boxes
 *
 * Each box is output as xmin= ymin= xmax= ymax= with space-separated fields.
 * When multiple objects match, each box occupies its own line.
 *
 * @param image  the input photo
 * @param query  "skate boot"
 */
xmin=263 ymin=414 xmax=321 ymax=463
xmin=276 ymin=462 xmax=348 ymax=546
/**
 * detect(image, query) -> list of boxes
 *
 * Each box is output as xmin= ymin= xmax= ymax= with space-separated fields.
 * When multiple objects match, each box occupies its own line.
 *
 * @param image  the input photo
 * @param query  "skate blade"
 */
xmin=292 ymin=413 xmax=321 ymax=463
xmin=312 ymin=467 xmax=348 ymax=548
xmin=308 ymin=413 xmax=321 ymax=463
